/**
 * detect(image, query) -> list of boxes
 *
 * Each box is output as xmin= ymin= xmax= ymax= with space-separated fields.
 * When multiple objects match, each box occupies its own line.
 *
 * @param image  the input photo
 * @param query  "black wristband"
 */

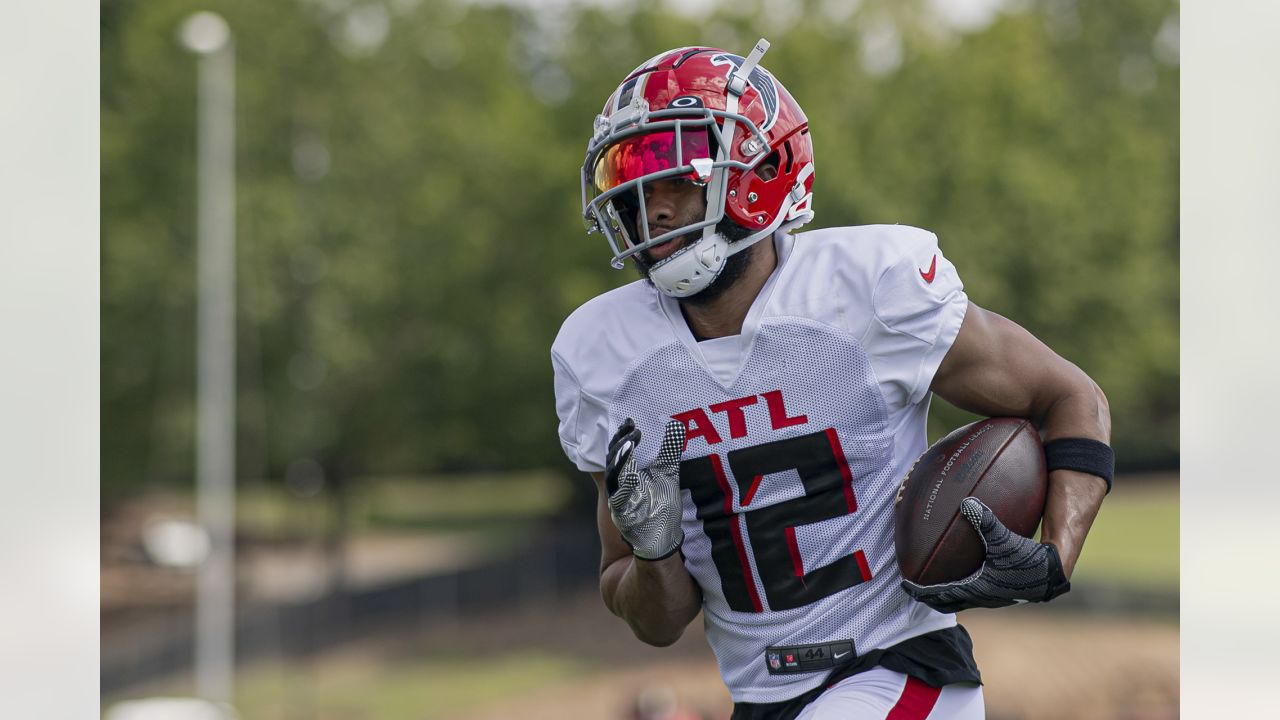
xmin=1044 ymin=437 xmax=1115 ymax=493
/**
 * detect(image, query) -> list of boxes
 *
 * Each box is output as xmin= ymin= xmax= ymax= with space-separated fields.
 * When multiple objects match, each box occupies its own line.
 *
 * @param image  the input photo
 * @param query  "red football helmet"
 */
xmin=581 ymin=39 xmax=816 ymax=297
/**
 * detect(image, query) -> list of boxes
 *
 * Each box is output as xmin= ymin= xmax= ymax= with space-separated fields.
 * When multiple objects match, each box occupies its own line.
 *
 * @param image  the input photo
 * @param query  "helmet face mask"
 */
xmin=583 ymin=106 xmax=769 ymax=266
xmin=581 ymin=40 xmax=816 ymax=297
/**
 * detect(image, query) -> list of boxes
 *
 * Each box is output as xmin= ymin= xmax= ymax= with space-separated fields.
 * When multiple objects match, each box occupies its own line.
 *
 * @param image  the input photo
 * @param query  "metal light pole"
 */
xmin=180 ymin=11 xmax=237 ymax=708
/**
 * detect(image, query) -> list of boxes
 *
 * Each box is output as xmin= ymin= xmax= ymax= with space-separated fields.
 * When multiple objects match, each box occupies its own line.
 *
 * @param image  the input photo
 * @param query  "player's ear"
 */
xmin=754 ymin=150 xmax=780 ymax=181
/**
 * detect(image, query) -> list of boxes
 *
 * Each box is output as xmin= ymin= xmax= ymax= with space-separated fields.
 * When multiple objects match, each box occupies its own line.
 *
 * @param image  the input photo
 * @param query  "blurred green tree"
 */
xmin=102 ymin=0 xmax=1178 ymax=503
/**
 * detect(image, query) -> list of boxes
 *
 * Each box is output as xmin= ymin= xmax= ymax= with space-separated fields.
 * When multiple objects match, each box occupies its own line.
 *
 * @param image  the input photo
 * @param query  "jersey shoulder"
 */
xmin=771 ymin=224 xmax=952 ymax=337
xmin=789 ymin=223 xmax=943 ymax=283
xmin=551 ymin=279 xmax=679 ymax=473
xmin=551 ymin=279 xmax=675 ymax=398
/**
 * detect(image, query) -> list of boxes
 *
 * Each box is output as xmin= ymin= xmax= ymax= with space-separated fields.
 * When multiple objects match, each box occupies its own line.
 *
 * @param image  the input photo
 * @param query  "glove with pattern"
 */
xmin=901 ymin=497 xmax=1071 ymax=613
xmin=605 ymin=417 xmax=686 ymax=561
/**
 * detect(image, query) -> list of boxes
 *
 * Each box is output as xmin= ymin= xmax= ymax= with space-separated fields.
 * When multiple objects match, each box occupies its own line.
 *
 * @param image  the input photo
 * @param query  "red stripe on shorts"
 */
xmin=885 ymin=676 xmax=942 ymax=720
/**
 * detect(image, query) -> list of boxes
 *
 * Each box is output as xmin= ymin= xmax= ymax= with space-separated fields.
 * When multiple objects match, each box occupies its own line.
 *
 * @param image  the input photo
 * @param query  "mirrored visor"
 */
xmin=592 ymin=129 xmax=712 ymax=195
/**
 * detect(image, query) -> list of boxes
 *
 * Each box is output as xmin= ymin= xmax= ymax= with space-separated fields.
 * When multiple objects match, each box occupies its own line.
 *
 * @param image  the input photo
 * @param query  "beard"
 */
xmin=634 ymin=217 xmax=757 ymax=305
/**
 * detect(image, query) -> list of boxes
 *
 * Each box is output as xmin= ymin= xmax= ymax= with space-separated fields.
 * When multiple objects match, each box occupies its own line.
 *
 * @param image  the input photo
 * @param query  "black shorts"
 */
xmin=730 ymin=625 xmax=982 ymax=720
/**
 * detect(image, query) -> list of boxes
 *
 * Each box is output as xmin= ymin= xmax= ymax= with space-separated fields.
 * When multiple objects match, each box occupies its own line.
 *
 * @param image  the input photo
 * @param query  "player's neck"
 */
xmin=679 ymin=238 xmax=778 ymax=340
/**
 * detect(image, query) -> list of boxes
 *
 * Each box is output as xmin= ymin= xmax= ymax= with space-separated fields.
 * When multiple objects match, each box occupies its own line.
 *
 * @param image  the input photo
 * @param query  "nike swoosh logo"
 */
xmin=919 ymin=255 xmax=937 ymax=283
xmin=833 ymin=650 xmax=851 ymax=659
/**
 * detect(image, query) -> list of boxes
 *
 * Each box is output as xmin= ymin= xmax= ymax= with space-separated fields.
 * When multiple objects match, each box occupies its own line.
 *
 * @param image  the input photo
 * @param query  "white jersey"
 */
xmin=551 ymin=225 xmax=969 ymax=703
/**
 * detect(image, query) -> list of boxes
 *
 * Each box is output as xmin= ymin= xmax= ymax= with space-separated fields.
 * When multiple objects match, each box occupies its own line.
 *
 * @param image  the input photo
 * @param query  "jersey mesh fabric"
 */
xmin=609 ymin=317 xmax=952 ymax=703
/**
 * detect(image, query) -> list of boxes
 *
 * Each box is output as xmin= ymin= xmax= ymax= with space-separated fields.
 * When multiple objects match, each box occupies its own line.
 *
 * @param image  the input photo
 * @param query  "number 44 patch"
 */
xmin=763 ymin=639 xmax=856 ymax=675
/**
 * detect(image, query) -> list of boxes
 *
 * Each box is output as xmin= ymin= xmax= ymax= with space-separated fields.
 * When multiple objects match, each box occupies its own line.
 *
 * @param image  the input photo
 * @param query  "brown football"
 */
xmin=894 ymin=417 xmax=1048 ymax=585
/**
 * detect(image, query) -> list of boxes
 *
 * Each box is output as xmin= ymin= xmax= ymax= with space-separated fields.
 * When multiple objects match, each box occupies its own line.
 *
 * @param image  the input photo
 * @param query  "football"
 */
xmin=894 ymin=417 xmax=1047 ymax=585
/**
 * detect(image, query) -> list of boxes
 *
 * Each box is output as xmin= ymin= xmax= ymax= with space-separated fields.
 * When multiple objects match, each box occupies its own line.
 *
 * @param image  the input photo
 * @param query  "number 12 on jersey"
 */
xmin=679 ymin=428 xmax=874 ymax=613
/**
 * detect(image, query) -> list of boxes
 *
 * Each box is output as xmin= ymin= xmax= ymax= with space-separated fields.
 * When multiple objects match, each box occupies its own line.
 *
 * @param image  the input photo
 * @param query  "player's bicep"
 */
xmin=930 ymin=303 xmax=1082 ymax=421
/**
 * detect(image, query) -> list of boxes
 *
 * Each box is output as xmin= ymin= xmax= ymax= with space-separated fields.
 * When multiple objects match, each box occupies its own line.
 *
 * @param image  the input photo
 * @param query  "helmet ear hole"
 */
xmin=754 ymin=150 xmax=781 ymax=181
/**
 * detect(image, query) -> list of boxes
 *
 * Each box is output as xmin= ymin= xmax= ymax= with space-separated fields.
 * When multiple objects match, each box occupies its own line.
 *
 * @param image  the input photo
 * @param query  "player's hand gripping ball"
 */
xmin=605 ymin=418 xmax=686 ymax=561
xmin=900 ymin=496 xmax=1070 ymax=612
xmin=894 ymin=417 xmax=1070 ymax=612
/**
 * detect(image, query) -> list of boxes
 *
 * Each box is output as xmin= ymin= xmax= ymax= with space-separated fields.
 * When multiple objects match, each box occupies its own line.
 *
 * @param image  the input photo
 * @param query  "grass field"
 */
xmin=232 ymin=652 xmax=587 ymax=719
xmin=1066 ymin=476 xmax=1179 ymax=589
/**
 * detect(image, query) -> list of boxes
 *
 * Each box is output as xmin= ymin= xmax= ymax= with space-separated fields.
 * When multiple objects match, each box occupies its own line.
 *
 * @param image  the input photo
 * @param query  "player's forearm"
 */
xmin=601 ymin=553 xmax=702 ymax=647
xmin=1041 ymin=468 xmax=1106 ymax=577
xmin=1038 ymin=377 xmax=1111 ymax=578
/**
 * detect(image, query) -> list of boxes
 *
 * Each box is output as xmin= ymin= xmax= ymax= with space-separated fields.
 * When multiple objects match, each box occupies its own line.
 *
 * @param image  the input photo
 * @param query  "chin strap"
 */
xmin=782 ymin=162 xmax=815 ymax=228
xmin=728 ymin=39 xmax=771 ymax=96
xmin=648 ymin=231 xmax=732 ymax=298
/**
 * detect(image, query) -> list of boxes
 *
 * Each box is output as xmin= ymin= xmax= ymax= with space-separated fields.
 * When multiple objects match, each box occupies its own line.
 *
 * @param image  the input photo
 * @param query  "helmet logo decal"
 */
xmin=670 ymin=96 xmax=704 ymax=109
xmin=615 ymin=46 xmax=704 ymax=110
xmin=615 ymin=76 xmax=640 ymax=111
xmin=709 ymin=53 xmax=779 ymax=131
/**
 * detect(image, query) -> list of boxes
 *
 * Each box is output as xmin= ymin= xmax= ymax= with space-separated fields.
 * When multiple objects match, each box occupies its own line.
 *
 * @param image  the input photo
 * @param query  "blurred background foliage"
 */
xmin=102 ymin=0 xmax=1178 ymax=505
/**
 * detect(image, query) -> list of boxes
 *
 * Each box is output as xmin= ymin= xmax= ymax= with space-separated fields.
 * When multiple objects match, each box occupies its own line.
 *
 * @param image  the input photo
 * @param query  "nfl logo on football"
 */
xmin=768 ymin=651 xmax=781 ymax=671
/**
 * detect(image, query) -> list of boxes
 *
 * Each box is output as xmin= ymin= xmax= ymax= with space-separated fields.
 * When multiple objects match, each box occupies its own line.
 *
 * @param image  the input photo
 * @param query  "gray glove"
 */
xmin=605 ymin=418 xmax=686 ymax=561
xmin=901 ymin=497 xmax=1071 ymax=613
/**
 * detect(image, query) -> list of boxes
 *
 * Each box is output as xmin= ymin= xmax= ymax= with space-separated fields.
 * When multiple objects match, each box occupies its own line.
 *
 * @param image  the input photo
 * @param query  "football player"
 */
xmin=552 ymin=40 xmax=1112 ymax=719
